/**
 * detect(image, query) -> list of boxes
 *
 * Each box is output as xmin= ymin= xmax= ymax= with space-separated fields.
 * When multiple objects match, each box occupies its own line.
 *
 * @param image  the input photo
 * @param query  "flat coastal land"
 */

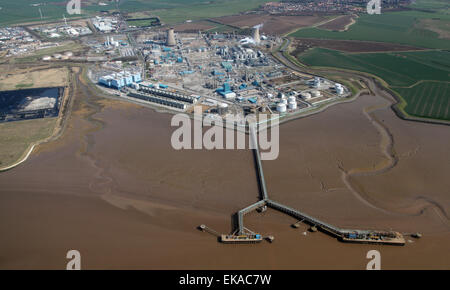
xmin=0 ymin=68 xmax=449 ymax=269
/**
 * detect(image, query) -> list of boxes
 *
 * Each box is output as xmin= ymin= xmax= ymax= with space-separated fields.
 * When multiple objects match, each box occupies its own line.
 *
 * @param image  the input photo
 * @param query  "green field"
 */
xmin=395 ymin=81 xmax=449 ymax=120
xmin=0 ymin=0 xmax=275 ymax=26
xmin=290 ymin=10 xmax=450 ymax=49
xmin=126 ymin=18 xmax=160 ymax=28
xmin=410 ymin=0 xmax=450 ymax=12
xmin=298 ymin=48 xmax=450 ymax=120
xmin=299 ymin=48 xmax=450 ymax=87
xmin=153 ymin=0 xmax=275 ymax=24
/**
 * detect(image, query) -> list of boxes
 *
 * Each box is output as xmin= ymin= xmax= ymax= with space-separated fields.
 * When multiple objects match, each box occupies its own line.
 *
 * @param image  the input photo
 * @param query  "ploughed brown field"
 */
xmin=318 ymin=15 xmax=355 ymax=31
xmin=293 ymin=38 xmax=425 ymax=53
xmin=0 ymin=73 xmax=449 ymax=269
xmin=213 ymin=14 xmax=326 ymax=35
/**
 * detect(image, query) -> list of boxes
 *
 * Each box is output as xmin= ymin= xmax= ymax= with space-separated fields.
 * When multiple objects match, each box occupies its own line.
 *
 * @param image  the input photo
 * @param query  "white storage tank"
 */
xmin=288 ymin=101 xmax=297 ymax=110
xmin=281 ymin=98 xmax=288 ymax=105
xmin=288 ymin=96 xmax=296 ymax=103
xmin=302 ymin=92 xmax=312 ymax=100
xmin=218 ymin=103 xmax=229 ymax=115
xmin=313 ymin=77 xmax=320 ymax=88
xmin=335 ymin=83 xmax=344 ymax=95
xmin=311 ymin=90 xmax=321 ymax=98
xmin=276 ymin=103 xmax=287 ymax=113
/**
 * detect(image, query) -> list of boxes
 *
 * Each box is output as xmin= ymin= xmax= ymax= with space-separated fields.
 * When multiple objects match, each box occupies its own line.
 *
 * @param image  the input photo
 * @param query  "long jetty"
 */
xmin=250 ymin=125 xmax=269 ymax=201
xmin=236 ymin=125 xmax=341 ymax=236
xmin=228 ymin=124 xmax=406 ymax=245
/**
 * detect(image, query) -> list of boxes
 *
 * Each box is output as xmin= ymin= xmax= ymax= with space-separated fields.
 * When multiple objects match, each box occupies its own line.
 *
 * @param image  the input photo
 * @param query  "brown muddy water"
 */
xmin=0 ymin=79 xmax=449 ymax=269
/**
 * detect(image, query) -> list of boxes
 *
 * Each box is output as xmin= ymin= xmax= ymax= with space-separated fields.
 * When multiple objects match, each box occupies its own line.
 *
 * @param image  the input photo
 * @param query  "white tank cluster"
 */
xmin=287 ymin=96 xmax=297 ymax=110
xmin=311 ymin=90 xmax=321 ymax=98
xmin=335 ymin=83 xmax=344 ymax=95
xmin=313 ymin=77 xmax=321 ymax=88
xmin=288 ymin=101 xmax=297 ymax=110
xmin=105 ymin=36 xmax=119 ymax=47
xmin=301 ymin=92 xmax=312 ymax=100
xmin=276 ymin=103 xmax=287 ymax=113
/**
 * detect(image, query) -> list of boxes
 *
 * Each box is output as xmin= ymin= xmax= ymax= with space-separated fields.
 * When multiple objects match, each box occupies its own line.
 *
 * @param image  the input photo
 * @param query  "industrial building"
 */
xmin=128 ymin=91 xmax=187 ymax=110
xmin=125 ymin=84 xmax=197 ymax=111
xmin=91 ymin=30 xmax=349 ymax=119
xmin=99 ymin=72 xmax=142 ymax=89
xmin=216 ymin=82 xmax=236 ymax=99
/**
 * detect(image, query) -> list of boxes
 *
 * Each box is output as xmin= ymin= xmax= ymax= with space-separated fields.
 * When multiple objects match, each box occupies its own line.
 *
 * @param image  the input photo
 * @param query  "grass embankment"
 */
xmin=0 ymin=118 xmax=57 ymax=168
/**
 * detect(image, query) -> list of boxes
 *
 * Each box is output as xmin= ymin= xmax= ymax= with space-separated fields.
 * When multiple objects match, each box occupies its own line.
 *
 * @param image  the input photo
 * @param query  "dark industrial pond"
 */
xmin=0 ymin=87 xmax=63 ymax=122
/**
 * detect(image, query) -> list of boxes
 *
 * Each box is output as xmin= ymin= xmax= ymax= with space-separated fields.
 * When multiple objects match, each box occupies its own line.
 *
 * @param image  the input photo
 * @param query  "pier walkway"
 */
xmin=236 ymin=125 xmax=342 ymax=237
xmin=226 ymin=124 xmax=406 ymax=245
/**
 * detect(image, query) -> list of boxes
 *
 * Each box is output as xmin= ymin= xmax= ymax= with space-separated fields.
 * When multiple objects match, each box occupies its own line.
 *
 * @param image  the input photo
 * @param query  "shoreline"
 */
xmin=0 ymin=66 xmax=78 ymax=172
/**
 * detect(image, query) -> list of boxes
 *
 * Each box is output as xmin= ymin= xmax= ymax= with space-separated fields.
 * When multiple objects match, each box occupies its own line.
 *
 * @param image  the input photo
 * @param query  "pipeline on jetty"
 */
xmin=201 ymin=124 xmax=408 ymax=245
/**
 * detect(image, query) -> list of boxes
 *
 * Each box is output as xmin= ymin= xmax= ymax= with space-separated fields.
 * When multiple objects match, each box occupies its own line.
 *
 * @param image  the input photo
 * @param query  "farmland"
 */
xmin=172 ymin=21 xmax=217 ymax=33
xmin=153 ymin=0 xmax=277 ymax=24
xmin=297 ymin=48 xmax=450 ymax=120
xmin=395 ymin=81 xmax=449 ymax=120
xmin=0 ymin=0 xmax=275 ymax=26
xmin=213 ymin=14 xmax=326 ymax=35
xmin=298 ymin=48 xmax=450 ymax=87
xmin=317 ymin=14 xmax=356 ymax=31
xmin=290 ymin=11 xmax=450 ymax=49
xmin=292 ymin=38 xmax=425 ymax=53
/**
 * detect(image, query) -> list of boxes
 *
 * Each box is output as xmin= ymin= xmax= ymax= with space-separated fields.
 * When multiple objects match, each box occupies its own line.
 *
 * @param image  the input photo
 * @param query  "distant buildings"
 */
xmin=0 ymin=27 xmax=41 ymax=57
xmin=92 ymin=16 xmax=120 ymax=33
xmin=35 ymin=24 xmax=92 ymax=39
xmin=261 ymin=0 xmax=409 ymax=14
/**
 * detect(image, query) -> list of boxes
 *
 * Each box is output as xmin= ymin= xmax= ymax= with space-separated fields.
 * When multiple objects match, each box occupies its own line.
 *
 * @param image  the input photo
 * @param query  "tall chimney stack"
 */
xmin=252 ymin=27 xmax=261 ymax=44
xmin=167 ymin=28 xmax=176 ymax=46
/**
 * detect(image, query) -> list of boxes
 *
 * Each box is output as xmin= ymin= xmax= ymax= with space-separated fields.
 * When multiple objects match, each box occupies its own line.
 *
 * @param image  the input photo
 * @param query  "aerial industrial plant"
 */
xmin=1 ymin=0 xmax=448 ymax=272
xmin=89 ymin=26 xmax=349 ymax=123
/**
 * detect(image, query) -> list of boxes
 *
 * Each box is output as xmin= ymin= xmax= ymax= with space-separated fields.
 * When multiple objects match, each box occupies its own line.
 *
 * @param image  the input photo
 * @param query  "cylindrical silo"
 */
xmin=276 ymin=103 xmax=287 ymax=113
xmin=288 ymin=101 xmax=297 ymax=110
